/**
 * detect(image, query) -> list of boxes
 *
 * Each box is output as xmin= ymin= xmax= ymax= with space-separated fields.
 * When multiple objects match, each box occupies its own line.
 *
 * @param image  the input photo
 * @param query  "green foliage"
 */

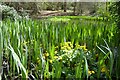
xmin=109 ymin=2 xmax=120 ymax=28
xmin=109 ymin=2 xmax=120 ymax=79
xmin=50 ymin=16 xmax=106 ymax=21
xmin=1 ymin=17 xmax=119 ymax=79
xmin=96 ymin=3 xmax=109 ymax=17
xmin=0 ymin=23 xmax=3 ymax=80
xmin=1 ymin=4 xmax=29 ymax=20
xmin=49 ymin=17 xmax=71 ymax=22
xmin=0 ymin=4 xmax=21 ymax=20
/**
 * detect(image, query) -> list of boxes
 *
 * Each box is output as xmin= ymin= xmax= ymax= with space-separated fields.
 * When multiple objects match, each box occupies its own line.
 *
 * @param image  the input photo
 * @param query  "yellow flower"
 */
xmin=80 ymin=44 xmax=88 ymax=51
xmin=75 ymin=44 xmax=88 ymax=51
xmin=101 ymin=67 xmax=106 ymax=72
xmin=75 ymin=44 xmax=80 ymax=48
xmin=37 ymin=60 xmax=40 ymax=64
xmin=67 ymin=42 xmax=71 ymax=44
xmin=67 ymin=46 xmax=71 ymax=50
xmin=54 ymin=56 xmax=58 ymax=59
xmin=54 ymin=51 xmax=57 ymax=54
xmin=37 ymin=57 xmax=40 ymax=64
xmin=71 ymin=45 xmax=73 ymax=48
xmin=79 ymin=46 xmax=85 ymax=48
xmin=64 ymin=46 xmax=67 ymax=48
xmin=59 ymin=56 xmax=62 ymax=60
xmin=61 ymin=47 xmax=64 ymax=50
xmin=49 ymin=60 xmax=53 ymax=63
xmin=88 ymin=70 xmax=95 ymax=75
xmin=68 ymin=42 xmax=73 ymax=46
xmin=84 ymin=48 xmax=88 ymax=51
xmin=76 ymin=44 xmax=85 ymax=50
xmin=91 ymin=71 xmax=95 ymax=74
xmin=88 ymin=70 xmax=92 ymax=75
xmin=55 ymin=46 xmax=58 ymax=49
xmin=37 ymin=57 xmax=39 ymax=60
xmin=64 ymin=49 xmax=69 ymax=53
xmin=64 ymin=42 xmax=69 ymax=46
xmin=44 ymin=53 xmax=49 ymax=57
xmin=60 ymin=42 xmax=73 ymax=50
xmin=82 ymin=60 xmax=84 ymax=63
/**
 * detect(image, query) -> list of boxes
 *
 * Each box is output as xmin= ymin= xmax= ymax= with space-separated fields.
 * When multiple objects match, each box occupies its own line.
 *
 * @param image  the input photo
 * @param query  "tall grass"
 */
xmin=1 ymin=17 xmax=119 ymax=79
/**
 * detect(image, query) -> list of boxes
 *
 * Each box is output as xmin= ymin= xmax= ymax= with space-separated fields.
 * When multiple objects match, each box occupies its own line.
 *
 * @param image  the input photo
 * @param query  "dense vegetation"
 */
xmin=0 ymin=2 xmax=120 ymax=80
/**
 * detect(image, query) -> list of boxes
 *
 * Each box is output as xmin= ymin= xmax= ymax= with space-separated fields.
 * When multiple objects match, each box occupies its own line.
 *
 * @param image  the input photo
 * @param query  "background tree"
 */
xmin=73 ymin=2 xmax=77 ymax=15
xmin=109 ymin=2 xmax=120 ymax=79
xmin=64 ymin=0 xmax=67 ymax=12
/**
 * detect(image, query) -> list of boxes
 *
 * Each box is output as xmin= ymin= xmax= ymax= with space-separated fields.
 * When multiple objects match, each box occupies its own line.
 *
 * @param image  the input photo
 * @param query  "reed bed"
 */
xmin=0 ymin=17 xmax=120 ymax=79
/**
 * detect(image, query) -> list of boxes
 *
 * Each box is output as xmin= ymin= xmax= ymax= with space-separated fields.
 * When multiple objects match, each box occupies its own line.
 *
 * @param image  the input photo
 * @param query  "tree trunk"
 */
xmin=64 ymin=1 xmax=67 ymax=12
xmin=32 ymin=3 xmax=38 ymax=14
xmin=73 ymin=2 xmax=77 ymax=15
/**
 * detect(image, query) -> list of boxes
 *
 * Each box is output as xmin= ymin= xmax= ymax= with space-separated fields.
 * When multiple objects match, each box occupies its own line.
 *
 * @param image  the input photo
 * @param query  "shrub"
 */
xmin=0 ymin=4 xmax=22 ymax=20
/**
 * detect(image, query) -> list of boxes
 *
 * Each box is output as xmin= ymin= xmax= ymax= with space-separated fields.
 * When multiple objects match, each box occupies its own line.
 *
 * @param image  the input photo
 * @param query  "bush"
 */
xmin=0 ymin=4 xmax=22 ymax=20
xmin=1 ymin=4 xmax=29 ymax=20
